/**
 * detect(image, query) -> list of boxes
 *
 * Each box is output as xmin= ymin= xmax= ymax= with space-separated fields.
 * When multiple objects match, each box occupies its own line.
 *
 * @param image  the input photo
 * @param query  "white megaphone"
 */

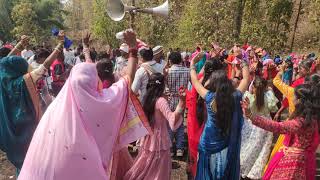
xmin=106 ymin=0 xmax=169 ymax=21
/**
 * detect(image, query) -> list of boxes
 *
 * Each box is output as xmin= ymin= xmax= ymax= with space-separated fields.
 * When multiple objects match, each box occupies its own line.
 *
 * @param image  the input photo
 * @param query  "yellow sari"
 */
xmin=264 ymin=74 xmax=295 ymax=172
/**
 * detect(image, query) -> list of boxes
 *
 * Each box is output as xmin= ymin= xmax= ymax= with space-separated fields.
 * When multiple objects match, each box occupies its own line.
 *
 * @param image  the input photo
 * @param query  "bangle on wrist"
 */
xmin=176 ymin=106 xmax=184 ymax=114
xmin=15 ymin=42 xmax=24 ymax=51
xmin=55 ymin=43 xmax=63 ymax=51
xmin=248 ymin=111 xmax=254 ymax=120
xmin=190 ymin=65 xmax=196 ymax=71
xmin=129 ymin=48 xmax=138 ymax=58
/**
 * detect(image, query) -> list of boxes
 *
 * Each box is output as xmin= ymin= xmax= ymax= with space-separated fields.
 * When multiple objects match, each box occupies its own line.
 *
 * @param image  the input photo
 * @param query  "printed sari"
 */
xmin=264 ymin=74 xmax=317 ymax=179
xmin=0 ymin=56 xmax=41 ymax=171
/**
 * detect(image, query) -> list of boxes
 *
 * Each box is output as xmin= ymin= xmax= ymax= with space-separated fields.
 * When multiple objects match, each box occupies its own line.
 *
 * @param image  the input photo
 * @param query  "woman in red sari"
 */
xmin=186 ymin=59 xmax=225 ymax=179
xmin=242 ymin=74 xmax=320 ymax=180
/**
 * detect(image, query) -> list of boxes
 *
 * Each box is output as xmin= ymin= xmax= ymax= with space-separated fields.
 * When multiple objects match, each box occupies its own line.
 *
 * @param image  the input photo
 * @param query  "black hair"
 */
xmin=96 ymin=59 xmax=115 ymax=84
xmin=285 ymin=60 xmax=293 ymax=69
xmin=299 ymin=59 xmax=313 ymax=70
xmin=143 ymin=73 xmax=165 ymax=127
xmin=168 ymin=51 xmax=182 ymax=65
xmin=96 ymin=52 xmax=109 ymax=62
xmin=196 ymin=58 xmax=226 ymax=125
xmin=253 ymin=76 xmax=267 ymax=111
xmin=291 ymin=74 xmax=320 ymax=129
xmin=90 ymin=51 xmax=97 ymax=63
xmin=34 ymin=48 xmax=50 ymax=60
xmin=75 ymin=44 xmax=83 ymax=56
xmin=206 ymin=70 xmax=235 ymax=136
xmin=139 ymin=48 xmax=153 ymax=62
xmin=0 ymin=47 xmax=11 ymax=58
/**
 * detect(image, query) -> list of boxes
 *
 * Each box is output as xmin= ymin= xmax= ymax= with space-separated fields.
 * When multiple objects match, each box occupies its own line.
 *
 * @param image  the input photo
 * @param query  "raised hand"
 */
xmin=57 ymin=30 xmax=65 ymax=42
xmin=82 ymin=32 xmax=91 ymax=47
xmin=278 ymin=61 xmax=287 ymax=72
xmin=179 ymin=86 xmax=186 ymax=100
xmin=241 ymin=97 xmax=252 ymax=119
xmin=123 ymin=29 xmax=137 ymax=48
xmin=20 ymin=35 xmax=30 ymax=47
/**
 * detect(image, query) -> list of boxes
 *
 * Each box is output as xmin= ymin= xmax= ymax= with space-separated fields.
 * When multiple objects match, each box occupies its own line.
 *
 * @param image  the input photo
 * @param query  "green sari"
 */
xmin=0 ymin=56 xmax=41 ymax=171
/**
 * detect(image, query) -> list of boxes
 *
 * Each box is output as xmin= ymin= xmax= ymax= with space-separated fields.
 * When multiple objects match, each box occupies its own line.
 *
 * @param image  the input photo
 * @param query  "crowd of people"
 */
xmin=0 ymin=29 xmax=320 ymax=180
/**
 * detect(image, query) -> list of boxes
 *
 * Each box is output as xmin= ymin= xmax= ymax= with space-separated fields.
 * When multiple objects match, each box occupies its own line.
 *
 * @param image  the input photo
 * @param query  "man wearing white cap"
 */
xmin=114 ymin=43 xmax=129 ymax=76
xmin=153 ymin=45 xmax=166 ymax=73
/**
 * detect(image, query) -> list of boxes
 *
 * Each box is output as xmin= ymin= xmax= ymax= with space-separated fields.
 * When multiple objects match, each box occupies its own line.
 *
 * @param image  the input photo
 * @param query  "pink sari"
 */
xmin=19 ymin=63 xmax=150 ymax=180
xmin=263 ymin=130 xmax=319 ymax=180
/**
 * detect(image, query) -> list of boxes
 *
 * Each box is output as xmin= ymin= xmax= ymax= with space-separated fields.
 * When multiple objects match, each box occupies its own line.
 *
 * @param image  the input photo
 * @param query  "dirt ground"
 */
xmin=0 ymin=151 xmax=15 ymax=180
xmin=0 ymin=150 xmax=187 ymax=180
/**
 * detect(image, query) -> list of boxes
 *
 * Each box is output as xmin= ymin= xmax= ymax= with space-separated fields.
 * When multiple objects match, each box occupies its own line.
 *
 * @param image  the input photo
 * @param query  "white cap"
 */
xmin=119 ymin=43 xmax=129 ymax=53
xmin=116 ymin=31 xmax=124 ymax=40
xmin=153 ymin=45 xmax=163 ymax=55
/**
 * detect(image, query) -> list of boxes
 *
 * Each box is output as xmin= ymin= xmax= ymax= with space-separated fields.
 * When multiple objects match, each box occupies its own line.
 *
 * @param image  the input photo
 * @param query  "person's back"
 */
xmin=167 ymin=52 xmax=190 ymax=109
xmin=132 ymin=48 xmax=162 ymax=104
xmin=125 ymin=73 xmax=185 ymax=180
xmin=199 ymin=90 xmax=242 ymax=151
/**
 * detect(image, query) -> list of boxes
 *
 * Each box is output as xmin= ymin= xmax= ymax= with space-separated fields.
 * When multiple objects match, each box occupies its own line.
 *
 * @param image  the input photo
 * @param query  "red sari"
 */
xmin=186 ymin=75 xmax=205 ymax=177
xmin=252 ymin=116 xmax=319 ymax=180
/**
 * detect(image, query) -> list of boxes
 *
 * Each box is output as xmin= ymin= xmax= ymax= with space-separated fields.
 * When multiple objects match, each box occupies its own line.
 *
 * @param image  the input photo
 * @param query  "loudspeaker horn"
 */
xmin=137 ymin=0 xmax=169 ymax=18
xmin=105 ymin=0 xmax=169 ymax=21
xmin=105 ymin=0 xmax=135 ymax=21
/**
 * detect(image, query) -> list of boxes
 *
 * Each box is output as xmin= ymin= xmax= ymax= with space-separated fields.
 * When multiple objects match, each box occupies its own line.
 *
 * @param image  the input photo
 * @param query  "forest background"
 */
xmin=1 ymin=0 xmax=319 ymax=54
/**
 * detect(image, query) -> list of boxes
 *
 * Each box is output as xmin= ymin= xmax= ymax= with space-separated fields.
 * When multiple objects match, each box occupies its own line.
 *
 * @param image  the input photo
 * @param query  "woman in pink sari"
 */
xmin=18 ymin=30 xmax=151 ymax=180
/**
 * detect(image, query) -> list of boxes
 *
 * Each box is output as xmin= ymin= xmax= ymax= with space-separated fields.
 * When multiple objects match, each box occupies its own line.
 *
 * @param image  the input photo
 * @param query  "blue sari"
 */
xmin=0 ymin=56 xmax=40 ymax=171
xmin=196 ymin=91 xmax=243 ymax=180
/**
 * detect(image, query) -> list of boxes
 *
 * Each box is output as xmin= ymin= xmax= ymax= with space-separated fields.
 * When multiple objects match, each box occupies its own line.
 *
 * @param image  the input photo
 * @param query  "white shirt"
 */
xmin=21 ymin=49 xmax=34 ymax=60
xmin=114 ymin=56 xmax=128 ymax=76
xmin=75 ymin=56 xmax=83 ymax=65
xmin=27 ymin=55 xmax=35 ymax=64
xmin=64 ymin=49 xmax=76 ymax=66
xmin=131 ymin=60 xmax=163 ymax=104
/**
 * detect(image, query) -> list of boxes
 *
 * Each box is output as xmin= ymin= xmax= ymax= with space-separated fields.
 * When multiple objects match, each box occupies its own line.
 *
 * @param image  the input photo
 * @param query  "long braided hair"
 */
xmin=143 ymin=73 xmax=165 ymax=127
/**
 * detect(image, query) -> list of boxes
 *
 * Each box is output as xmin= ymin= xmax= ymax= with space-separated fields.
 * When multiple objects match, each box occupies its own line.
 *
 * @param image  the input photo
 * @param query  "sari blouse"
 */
xmin=197 ymin=90 xmax=243 ymax=179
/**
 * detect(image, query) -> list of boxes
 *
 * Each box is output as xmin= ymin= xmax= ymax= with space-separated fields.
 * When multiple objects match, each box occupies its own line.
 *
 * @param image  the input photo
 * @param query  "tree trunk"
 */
xmin=290 ymin=0 xmax=303 ymax=52
xmin=234 ymin=0 xmax=247 ymax=40
xmin=129 ymin=0 xmax=136 ymax=29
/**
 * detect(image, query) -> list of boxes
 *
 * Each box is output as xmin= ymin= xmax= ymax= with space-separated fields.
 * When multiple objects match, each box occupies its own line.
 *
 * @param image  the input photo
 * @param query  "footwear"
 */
xmin=176 ymin=149 xmax=184 ymax=157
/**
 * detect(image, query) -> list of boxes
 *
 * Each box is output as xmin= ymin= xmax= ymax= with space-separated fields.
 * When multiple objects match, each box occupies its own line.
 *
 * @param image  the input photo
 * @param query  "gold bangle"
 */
xmin=15 ymin=43 xmax=24 ymax=51
xmin=190 ymin=65 xmax=196 ymax=70
xmin=248 ymin=112 xmax=254 ymax=120
xmin=54 ymin=47 xmax=62 ymax=52
xmin=55 ymin=43 xmax=63 ymax=52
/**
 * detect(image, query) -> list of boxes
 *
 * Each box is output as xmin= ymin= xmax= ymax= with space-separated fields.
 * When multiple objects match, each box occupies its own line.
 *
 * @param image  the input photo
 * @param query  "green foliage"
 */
xmin=172 ymin=0 xmax=235 ymax=49
xmin=0 ymin=0 xmax=17 ymax=41
xmin=2 ymin=0 xmax=314 ymax=51
xmin=11 ymin=0 xmax=39 ymax=42
xmin=0 ymin=0 xmax=64 ymax=44
xmin=239 ymin=0 xmax=293 ymax=52
xmin=91 ymin=0 xmax=126 ymax=47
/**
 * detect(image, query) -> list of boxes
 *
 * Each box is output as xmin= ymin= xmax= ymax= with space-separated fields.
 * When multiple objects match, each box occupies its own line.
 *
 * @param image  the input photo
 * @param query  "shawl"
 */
xmin=0 ymin=56 xmax=40 ymax=169
xmin=19 ymin=63 xmax=150 ymax=180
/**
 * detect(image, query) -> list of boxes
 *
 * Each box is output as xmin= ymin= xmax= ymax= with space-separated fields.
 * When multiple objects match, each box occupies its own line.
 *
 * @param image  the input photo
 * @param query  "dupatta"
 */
xmin=0 ymin=56 xmax=40 ymax=169
xmin=223 ymin=90 xmax=243 ymax=179
xmin=19 ymin=63 xmax=150 ymax=180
